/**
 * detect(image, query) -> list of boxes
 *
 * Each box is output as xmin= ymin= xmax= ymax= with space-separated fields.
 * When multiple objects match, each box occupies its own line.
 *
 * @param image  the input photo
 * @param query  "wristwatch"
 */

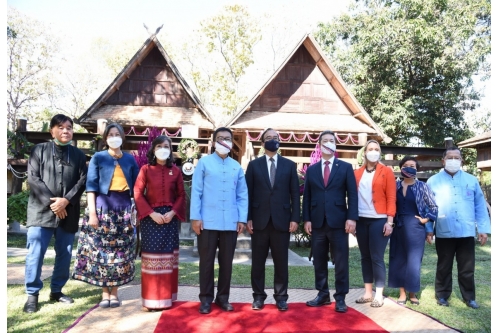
xmin=387 ymin=222 xmax=395 ymax=228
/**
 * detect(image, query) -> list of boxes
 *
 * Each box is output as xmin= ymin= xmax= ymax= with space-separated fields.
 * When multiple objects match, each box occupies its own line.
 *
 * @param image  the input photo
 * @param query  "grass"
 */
xmin=7 ymin=232 xmax=79 ymax=250
xmin=7 ymin=234 xmax=491 ymax=333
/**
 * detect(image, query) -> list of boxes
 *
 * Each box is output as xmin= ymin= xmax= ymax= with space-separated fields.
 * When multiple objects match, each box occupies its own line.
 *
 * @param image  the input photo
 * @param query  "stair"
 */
xmin=192 ymin=228 xmax=271 ymax=260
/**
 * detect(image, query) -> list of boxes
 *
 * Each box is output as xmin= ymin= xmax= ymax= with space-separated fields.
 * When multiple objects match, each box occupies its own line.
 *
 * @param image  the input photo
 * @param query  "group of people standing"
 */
xmin=23 ymin=115 xmax=185 ymax=313
xmin=23 ymin=115 xmax=490 ymax=317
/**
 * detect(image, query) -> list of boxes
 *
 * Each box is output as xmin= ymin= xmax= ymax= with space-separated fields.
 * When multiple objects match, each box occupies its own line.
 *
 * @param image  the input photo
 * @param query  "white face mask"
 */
xmin=107 ymin=137 xmax=123 ymax=149
xmin=444 ymin=159 xmax=461 ymax=173
xmin=155 ymin=148 xmax=170 ymax=161
xmin=321 ymin=142 xmax=336 ymax=155
xmin=366 ymin=151 xmax=380 ymax=162
xmin=215 ymin=142 xmax=232 ymax=155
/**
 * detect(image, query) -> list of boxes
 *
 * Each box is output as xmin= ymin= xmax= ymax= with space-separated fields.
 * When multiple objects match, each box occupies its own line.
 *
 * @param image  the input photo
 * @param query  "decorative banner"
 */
xmin=125 ymin=126 xmax=181 ymax=137
xmin=245 ymin=130 xmax=359 ymax=144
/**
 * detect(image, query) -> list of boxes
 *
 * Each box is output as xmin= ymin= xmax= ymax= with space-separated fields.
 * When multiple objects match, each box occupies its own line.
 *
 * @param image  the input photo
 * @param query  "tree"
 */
xmin=180 ymin=5 xmax=261 ymax=119
xmin=7 ymin=7 xmax=60 ymax=131
xmin=314 ymin=0 xmax=490 ymax=147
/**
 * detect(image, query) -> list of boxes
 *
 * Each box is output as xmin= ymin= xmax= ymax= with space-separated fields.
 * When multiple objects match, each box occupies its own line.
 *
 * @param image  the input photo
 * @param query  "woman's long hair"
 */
xmin=146 ymin=135 xmax=173 ymax=167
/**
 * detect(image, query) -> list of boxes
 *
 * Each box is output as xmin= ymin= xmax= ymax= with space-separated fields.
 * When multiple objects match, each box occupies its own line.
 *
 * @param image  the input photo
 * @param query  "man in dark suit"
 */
xmin=302 ymin=130 xmax=358 ymax=313
xmin=245 ymin=128 xmax=300 ymax=311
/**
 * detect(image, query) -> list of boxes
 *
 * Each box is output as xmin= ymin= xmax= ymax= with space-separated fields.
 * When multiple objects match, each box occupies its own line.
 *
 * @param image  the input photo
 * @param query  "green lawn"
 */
xmin=7 ymin=234 xmax=491 ymax=333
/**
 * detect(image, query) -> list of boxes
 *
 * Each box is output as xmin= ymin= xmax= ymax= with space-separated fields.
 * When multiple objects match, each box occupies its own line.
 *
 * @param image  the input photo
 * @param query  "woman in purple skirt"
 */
xmin=72 ymin=123 xmax=139 ymax=308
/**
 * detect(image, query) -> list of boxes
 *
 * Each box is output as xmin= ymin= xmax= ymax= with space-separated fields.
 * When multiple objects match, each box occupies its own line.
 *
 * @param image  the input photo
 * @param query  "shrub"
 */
xmin=7 ymin=190 xmax=29 ymax=225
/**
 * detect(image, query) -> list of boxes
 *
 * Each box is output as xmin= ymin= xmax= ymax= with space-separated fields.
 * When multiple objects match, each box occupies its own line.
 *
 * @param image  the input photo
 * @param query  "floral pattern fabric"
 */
xmin=72 ymin=191 xmax=136 ymax=287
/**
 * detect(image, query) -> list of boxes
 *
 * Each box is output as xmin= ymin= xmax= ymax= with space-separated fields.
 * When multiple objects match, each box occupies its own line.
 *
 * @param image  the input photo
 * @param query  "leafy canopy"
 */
xmin=315 ymin=0 xmax=490 ymax=147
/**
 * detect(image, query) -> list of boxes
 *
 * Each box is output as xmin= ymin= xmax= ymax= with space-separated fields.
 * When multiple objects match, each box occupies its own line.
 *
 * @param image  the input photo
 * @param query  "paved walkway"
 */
xmin=7 ymin=245 xmax=458 ymax=333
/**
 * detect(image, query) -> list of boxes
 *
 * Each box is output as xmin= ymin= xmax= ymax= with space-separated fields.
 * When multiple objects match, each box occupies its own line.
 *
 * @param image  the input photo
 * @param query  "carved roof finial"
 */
xmin=143 ymin=23 xmax=163 ymax=37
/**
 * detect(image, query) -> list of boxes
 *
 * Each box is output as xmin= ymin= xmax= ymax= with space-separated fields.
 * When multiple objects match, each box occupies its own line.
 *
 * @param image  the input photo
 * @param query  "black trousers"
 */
xmin=356 ymin=217 xmax=390 ymax=287
xmin=311 ymin=220 xmax=349 ymax=301
xmin=197 ymin=229 xmax=237 ymax=303
xmin=251 ymin=220 xmax=290 ymax=302
xmin=435 ymin=237 xmax=476 ymax=301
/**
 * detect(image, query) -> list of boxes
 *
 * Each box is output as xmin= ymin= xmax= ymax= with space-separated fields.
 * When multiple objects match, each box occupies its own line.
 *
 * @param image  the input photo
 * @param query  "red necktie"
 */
xmin=324 ymin=161 xmax=330 ymax=187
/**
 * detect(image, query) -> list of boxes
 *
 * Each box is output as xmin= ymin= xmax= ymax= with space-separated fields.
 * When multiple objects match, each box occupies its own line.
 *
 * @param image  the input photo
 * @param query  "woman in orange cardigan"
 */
xmin=353 ymin=140 xmax=396 ymax=308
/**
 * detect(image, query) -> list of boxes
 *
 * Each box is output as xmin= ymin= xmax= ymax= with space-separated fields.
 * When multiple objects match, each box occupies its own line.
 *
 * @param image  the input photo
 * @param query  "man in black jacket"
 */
xmin=23 ymin=114 xmax=88 ymax=313
xmin=245 ymin=128 xmax=300 ymax=311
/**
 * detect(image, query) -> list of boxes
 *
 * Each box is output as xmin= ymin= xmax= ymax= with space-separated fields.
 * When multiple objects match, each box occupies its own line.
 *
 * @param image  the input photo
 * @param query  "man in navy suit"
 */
xmin=302 ymin=130 xmax=358 ymax=313
xmin=245 ymin=128 xmax=300 ymax=311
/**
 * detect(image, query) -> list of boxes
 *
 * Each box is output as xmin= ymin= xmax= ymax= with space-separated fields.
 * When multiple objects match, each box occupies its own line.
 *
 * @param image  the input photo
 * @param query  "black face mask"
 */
xmin=264 ymin=139 xmax=280 ymax=152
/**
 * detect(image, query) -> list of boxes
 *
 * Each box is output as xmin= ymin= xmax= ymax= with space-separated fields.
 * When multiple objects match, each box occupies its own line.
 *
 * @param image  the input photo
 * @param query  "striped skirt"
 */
xmin=140 ymin=206 xmax=179 ymax=309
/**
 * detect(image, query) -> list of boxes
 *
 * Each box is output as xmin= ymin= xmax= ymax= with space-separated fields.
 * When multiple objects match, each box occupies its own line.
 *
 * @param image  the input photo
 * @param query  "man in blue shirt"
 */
xmin=190 ymin=127 xmax=248 ymax=314
xmin=427 ymin=146 xmax=490 ymax=309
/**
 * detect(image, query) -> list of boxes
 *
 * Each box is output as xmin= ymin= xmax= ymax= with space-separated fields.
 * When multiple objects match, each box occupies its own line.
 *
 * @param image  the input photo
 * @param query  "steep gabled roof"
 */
xmin=457 ymin=131 xmax=491 ymax=148
xmin=77 ymin=35 xmax=214 ymax=129
xmin=226 ymin=34 xmax=391 ymax=143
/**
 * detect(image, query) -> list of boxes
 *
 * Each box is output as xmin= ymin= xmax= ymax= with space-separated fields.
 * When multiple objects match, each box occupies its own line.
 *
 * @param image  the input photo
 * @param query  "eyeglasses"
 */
xmin=444 ymin=157 xmax=462 ymax=160
xmin=216 ymin=136 xmax=232 ymax=143
xmin=264 ymin=136 xmax=279 ymax=141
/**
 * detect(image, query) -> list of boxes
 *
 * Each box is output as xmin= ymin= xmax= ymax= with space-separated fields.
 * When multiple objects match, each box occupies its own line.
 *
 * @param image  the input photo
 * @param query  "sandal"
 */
xmin=99 ymin=299 xmax=110 ymax=308
xmin=396 ymin=298 xmax=407 ymax=305
xmin=370 ymin=299 xmax=384 ymax=308
xmin=355 ymin=296 xmax=374 ymax=304
xmin=409 ymin=298 xmax=420 ymax=305
xmin=110 ymin=297 xmax=121 ymax=308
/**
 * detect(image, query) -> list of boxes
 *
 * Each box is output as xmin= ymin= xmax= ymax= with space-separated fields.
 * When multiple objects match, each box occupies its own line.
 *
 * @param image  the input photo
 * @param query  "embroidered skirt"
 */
xmin=72 ymin=191 xmax=136 ymax=287
xmin=140 ymin=206 xmax=179 ymax=309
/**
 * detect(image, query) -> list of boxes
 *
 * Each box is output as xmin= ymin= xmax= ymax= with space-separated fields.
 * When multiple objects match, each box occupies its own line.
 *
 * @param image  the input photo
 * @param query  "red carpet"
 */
xmin=154 ymin=302 xmax=388 ymax=333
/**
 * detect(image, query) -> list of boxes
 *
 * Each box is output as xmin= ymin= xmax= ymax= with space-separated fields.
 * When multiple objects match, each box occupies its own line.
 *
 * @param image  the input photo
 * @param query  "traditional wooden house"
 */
xmin=225 ymin=34 xmax=391 ymax=170
xmin=76 ymin=33 xmax=215 ymax=156
xmin=457 ymin=131 xmax=491 ymax=172
xmin=458 ymin=131 xmax=491 ymax=204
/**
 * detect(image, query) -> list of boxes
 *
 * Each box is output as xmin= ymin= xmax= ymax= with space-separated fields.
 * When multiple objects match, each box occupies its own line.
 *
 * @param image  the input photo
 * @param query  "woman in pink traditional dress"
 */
xmin=133 ymin=135 xmax=186 ymax=311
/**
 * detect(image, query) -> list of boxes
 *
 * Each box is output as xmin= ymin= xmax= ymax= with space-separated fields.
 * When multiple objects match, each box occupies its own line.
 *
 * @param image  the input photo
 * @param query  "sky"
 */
xmin=6 ymin=0 xmax=493 ymax=127
xmin=6 ymin=0 xmax=351 ymax=45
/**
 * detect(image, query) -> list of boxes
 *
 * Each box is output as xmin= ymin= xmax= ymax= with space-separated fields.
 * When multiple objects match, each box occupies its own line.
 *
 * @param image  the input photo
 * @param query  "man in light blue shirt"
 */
xmin=427 ymin=146 xmax=490 ymax=309
xmin=191 ymin=127 xmax=248 ymax=314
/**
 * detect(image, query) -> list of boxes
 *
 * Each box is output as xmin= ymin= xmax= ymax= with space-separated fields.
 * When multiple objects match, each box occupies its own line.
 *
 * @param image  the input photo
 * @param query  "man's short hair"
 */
xmin=212 ymin=127 xmax=233 ymax=141
xmin=319 ymin=130 xmax=336 ymax=143
xmin=50 ymin=114 xmax=73 ymax=128
xmin=261 ymin=128 xmax=276 ymax=142
xmin=443 ymin=146 xmax=461 ymax=158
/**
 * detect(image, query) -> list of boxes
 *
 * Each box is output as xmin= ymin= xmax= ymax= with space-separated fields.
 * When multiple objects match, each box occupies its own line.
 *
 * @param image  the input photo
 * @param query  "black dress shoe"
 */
xmin=276 ymin=300 xmax=288 ymax=311
xmin=199 ymin=302 xmax=212 ymax=314
xmin=436 ymin=297 xmax=449 ymax=307
xmin=306 ymin=295 xmax=331 ymax=307
xmin=49 ymin=292 xmax=74 ymax=304
xmin=335 ymin=299 xmax=348 ymax=313
xmin=252 ymin=300 xmax=264 ymax=310
xmin=214 ymin=299 xmax=234 ymax=311
xmin=23 ymin=295 xmax=39 ymax=313
xmin=465 ymin=300 xmax=479 ymax=309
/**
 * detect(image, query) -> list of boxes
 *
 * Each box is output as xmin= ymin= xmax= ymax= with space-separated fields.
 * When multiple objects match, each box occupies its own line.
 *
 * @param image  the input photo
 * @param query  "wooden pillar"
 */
xmin=444 ymin=137 xmax=454 ymax=148
xmin=11 ymin=118 xmax=28 ymax=195
xmin=16 ymin=118 xmax=27 ymax=132
xmin=97 ymin=119 xmax=108 ymax=135
xmin=96 ymin=119 xmax=108 ymax=151
xmin=358 ymin=133 xmax=367 ymax=146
